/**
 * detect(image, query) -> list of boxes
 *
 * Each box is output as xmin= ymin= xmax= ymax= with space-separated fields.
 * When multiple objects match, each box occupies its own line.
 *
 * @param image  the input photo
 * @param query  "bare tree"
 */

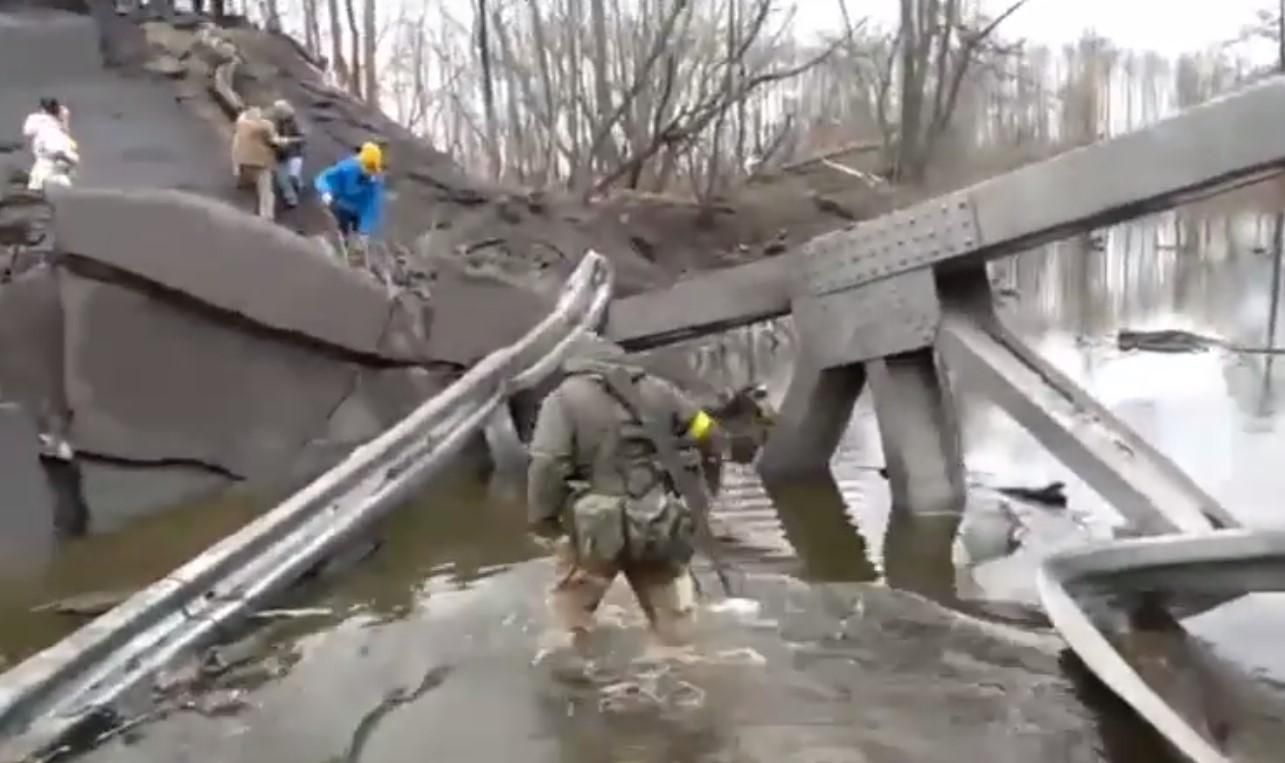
xmin=261 ymin=0 xmax=281 ymax=32
xmin=888 ymin=0 xmax=1031 ymax=180
xmin=301 ymin=0 xmax=321 ymax=56
xmin=326 ymin=0 xmax=349 ymax=91
xmin=475 ymin=0 xmax=501 ymax=178
xmin=344 ymin=0 xmax=363 ymax=99
xmin=363 ymin=0 xmax=378 ymax=105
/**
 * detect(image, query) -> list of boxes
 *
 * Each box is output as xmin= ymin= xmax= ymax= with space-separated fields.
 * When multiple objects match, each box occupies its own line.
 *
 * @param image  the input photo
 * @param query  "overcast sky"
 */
xmin=795 ymin=0 xmax=1273 ymax=59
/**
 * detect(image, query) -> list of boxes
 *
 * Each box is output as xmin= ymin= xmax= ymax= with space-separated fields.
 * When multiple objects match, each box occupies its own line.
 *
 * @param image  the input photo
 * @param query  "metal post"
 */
xmin=882 ymin=510 xmax=963 ymax=601
xmin=765 ymin=479 xmax=878 ymax=582
xmin=868 ymin=350 xmax=966 ymax=516
xmin=756 ymin=350 xmax=866 ymax=486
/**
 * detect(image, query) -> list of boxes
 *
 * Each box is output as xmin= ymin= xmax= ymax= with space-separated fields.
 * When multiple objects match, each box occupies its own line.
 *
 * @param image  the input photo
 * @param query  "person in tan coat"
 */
xmin=230 ymin=106 xmax=280 ymax=219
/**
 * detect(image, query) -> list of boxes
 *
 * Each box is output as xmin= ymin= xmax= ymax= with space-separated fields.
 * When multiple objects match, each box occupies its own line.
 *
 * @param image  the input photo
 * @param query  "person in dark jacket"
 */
xmin=269 ymin=99 xmax=305 ymax=208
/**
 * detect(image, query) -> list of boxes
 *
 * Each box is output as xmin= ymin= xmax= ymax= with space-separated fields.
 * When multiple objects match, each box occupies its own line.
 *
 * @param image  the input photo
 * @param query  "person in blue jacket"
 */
xmin=313 ymin=141 xmax=385 ymax=239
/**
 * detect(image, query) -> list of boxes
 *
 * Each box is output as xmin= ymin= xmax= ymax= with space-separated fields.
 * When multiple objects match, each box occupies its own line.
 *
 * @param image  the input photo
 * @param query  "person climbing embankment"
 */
xmin=230 ymin=105 xmax=282 ymax=219
xmin=22 ymin=98 xmax=79 ymax=192
xmin=313 ymin=142 xmax=386 ymax=267
xmin=269 ymin=99 xmax=305 ymax=209
xmin=313 ymin=142 xmax=385 ymax=238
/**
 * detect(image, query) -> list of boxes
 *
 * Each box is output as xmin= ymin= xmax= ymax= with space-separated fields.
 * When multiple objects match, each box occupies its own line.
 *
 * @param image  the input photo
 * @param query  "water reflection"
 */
xmin=988 ymin=210 xmax=1285 ymax=528
xmin=0 ymin=486 xmax=267 ymax=667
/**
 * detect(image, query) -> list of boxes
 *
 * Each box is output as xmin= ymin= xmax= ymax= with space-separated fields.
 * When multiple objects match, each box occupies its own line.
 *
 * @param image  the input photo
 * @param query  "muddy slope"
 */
xmin=130 ymin=13 xmax=886 ymax=297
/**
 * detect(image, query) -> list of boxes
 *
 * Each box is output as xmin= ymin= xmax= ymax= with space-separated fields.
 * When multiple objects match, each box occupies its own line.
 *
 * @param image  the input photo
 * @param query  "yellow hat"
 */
xmin=358 ymin=142 xmax=383 ymax=174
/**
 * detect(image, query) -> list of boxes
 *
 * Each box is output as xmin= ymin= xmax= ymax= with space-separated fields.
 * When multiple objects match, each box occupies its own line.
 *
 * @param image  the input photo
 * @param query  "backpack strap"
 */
xmin=596 ymin=367 xmax=731 ymax=592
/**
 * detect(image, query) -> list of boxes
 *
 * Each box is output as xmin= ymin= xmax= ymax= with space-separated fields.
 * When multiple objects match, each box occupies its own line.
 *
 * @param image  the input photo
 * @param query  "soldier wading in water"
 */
xmin=527 ymin=336 xmax=725 ymax=651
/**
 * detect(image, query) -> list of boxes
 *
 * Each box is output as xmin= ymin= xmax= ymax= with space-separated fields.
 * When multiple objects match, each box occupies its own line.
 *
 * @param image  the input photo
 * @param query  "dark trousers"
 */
xmin=331 ymin=205 xmax=360 ymax=237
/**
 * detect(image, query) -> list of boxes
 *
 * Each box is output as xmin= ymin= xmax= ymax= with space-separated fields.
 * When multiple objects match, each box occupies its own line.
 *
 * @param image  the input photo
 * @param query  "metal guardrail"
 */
xmin=0 ymin=251 xmax=614 ymax=762
xmin=1038 ymin=529 xmax=1285 ymax=763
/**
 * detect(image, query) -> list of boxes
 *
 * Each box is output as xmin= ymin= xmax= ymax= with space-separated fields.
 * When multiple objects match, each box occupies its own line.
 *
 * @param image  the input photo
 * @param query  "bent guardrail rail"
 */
xmin=0 ymin=251 xmax=614 ymax=762
xmin=1038 ymin=529 xmax=1285 ymax=763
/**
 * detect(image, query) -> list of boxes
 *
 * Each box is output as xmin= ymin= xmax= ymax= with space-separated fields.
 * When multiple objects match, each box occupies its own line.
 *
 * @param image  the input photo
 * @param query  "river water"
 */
xmin=5 ymin=209 xmax=1285 ymax=762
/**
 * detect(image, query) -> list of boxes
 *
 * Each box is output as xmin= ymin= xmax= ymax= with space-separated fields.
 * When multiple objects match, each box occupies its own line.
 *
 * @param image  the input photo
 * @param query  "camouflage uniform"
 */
xmin=528 ymin=342 xmax=719 ymax=647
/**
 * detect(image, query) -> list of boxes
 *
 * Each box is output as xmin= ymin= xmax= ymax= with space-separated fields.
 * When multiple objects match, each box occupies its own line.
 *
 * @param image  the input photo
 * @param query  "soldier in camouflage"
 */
xmin=527 ymin=336 xmax=724 ymax=648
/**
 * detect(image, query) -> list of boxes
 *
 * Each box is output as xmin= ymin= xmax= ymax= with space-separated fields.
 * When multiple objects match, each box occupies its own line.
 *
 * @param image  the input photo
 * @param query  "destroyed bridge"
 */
xmin=5 ymin=45 xmax=1285 ymax=763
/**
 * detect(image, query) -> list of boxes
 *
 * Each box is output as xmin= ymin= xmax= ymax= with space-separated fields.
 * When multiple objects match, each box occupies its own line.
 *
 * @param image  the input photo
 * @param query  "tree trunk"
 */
xmin=301 ymin=0 xmax=320 ymax=56
xmin=566 ymin=0 xmax=585 ymax=189
xmin=896 ymin=0 xmax=922 ymax=180
xmin=343 ymin=0 xmax=362 ymax=100
xmin=588 ymin=0 xmax=619 ymax=173
xmin=476 ymin=0 xmax=500 ymax=179
xmin=263 ymin=0 xmax=281 ymax=32
xmin=326 ymin=0 xmax=347 ymax=89
xmin=362 ymin=0 xmax=377 ymax=106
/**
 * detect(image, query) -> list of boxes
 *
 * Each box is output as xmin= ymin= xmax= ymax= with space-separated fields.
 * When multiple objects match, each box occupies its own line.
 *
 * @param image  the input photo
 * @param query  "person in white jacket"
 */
xmin=23 ymin=98 xmax=79 ymax=192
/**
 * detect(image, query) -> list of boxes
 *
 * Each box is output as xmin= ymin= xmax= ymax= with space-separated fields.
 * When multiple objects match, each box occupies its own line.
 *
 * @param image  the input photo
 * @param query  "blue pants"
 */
xmin=331 ymin=204 xmax=360 ymax=236
xmin=275 ymin=157 xmax=303 ymax=207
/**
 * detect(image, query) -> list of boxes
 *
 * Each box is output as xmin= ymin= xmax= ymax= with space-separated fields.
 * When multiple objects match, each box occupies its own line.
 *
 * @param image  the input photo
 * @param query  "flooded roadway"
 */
xmin=5 ymin=209 xmax=1285 ymax=761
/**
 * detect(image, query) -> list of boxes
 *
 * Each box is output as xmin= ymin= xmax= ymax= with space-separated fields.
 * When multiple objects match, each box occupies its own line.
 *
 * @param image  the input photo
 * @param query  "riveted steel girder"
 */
xmin=609 ymin=77 xmax=1285 ymax=351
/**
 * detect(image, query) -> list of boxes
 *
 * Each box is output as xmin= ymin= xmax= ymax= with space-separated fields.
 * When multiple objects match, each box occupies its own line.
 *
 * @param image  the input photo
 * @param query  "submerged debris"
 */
xmin=1119 ymin=328 xmax=1285 ymax=356
xmin=996 ymin=481 xmax=1068 ymax=508
xmin=31 ymin=589 xmax=135 ymax=617
xmin=1119 ymin=328 xmax=1215 ymax=353
xmin=249 ymin=606 xmax=334 ymax=620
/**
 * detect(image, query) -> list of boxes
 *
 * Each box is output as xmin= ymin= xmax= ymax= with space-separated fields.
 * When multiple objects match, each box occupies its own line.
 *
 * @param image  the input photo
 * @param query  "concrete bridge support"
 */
xmin=756 ymin=351 xmax=865 ymax=484
xmin=868 ymin=350 xmax=964 ymax=516
xmin=759 ymin=221 xmax=970 ymax=517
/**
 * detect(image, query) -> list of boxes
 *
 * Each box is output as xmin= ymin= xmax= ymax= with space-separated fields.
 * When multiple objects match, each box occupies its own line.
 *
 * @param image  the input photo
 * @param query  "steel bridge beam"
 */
xmin=937 ymin=307 xmax=1238 ymax=536
xmin=1039 ymin=529 xmax=1285 ymax=763
xmin=606 ymin=256 xmax=792 ymax=350
xmin=757 ymin=350 xmax=865 ymax=483
xmin=608 ymin=77 xmax=1285 ymax=351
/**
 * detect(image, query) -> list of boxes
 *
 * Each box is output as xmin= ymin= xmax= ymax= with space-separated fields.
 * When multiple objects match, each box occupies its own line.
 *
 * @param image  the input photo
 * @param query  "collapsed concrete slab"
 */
xmin=59 ymin=271 xmax=357 ymax=479
xmin=77 ymin=459 xmax=233 ymax=534
xmin=0 ymin=268 xmax=66 ymax=428
xmin=48 ymin=187 xmax=421 ymax=361
xmin=0 ymin=403 xmax=56 ymax=574
xmin=321 ymin=365 xmax=455 ymax=446
xmin=421 ymin=264 xmax=553 ymax=366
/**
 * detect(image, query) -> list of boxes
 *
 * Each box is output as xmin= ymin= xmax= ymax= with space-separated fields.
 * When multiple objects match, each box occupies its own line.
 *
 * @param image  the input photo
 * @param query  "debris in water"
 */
xmin=248 ymin=607 xmax=334 ymax=620
xmin=152 ymin=658 xmax=202 ymax=695
xmin=31 ymin=589 xmax=134 ymax=617
xmin=708 ymin=597 xmax=761 ymax=618
xmin=598 ymin=679 xmax=661 ymax=713
xmin=996 ymin=481 xmax=1067 ymax=508
xmin=669 ymin=680 xmax=706 ymax=710
xmin=711 ymin=647 xmax=767 ymax=667
xmin=200 ymin=632 xmax=271 ymax=676
xmin=1117 ymin=328 xmax=1212 ymax=354
xmin=182 ymin=688 xmax=249 ymax=717
xmin=959 ymin=500 xmax=1023 ymax=565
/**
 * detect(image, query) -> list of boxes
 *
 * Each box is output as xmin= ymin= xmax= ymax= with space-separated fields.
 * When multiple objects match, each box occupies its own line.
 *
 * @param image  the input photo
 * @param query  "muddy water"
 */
xmin=0 ymin=487 xmax=268 ymax=668
xmin=9 ymin=210 xmax=1285 ymax=761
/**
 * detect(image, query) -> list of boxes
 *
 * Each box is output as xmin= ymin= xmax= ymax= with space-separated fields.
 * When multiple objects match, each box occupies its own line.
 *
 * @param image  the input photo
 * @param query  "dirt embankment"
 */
xmin=124 ymin=12 xmax=890 ymax=300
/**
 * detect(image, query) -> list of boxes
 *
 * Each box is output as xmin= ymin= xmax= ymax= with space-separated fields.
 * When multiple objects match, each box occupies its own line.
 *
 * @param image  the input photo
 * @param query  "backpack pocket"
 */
xmin=571 ymin=493 xmax=626 ymax=563
xmin=623 ymin=488 xmax=695 ymax=566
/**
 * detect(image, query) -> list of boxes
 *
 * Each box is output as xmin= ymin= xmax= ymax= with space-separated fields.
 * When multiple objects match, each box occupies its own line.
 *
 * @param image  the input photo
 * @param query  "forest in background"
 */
xmin=140 ymin=0 xmax=1281 ymax=202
